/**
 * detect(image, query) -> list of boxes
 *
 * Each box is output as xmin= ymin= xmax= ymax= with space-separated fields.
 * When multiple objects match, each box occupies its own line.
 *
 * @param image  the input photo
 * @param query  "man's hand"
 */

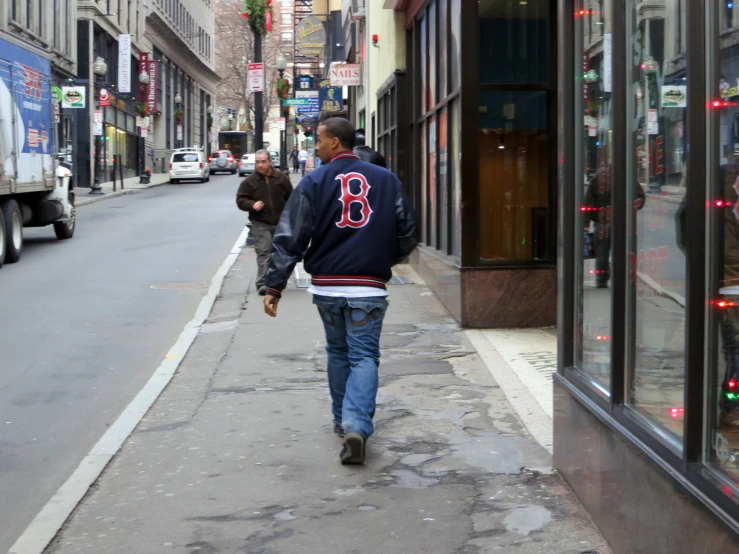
xmin=253 ymin=200 xmax=265 ymax=212
xmin=264 ymin=294 xmax=280 ymax=317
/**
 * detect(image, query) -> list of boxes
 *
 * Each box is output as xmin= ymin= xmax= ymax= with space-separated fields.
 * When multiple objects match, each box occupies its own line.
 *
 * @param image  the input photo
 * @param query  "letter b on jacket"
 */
xmin=335 ymin=172 xmax=373 ymax=229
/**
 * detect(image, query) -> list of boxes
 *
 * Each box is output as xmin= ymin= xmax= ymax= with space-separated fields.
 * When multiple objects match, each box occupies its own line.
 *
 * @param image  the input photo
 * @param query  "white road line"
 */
xmin=9 ymin=226 xmax=250 ymax=554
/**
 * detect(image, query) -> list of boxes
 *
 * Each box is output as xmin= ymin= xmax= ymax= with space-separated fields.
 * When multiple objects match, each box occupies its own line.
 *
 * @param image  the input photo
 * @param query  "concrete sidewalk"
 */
xmin=43 ymin=251 xmax=609 ymax=554
xmin=75 ymin=173 xmax=171 ymax=207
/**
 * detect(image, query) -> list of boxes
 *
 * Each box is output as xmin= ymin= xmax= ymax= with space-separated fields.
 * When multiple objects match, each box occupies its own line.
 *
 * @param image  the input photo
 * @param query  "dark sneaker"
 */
xmin=340 ymin=432 xmax=366 ymax=465
xmin=333 ymin=423 xmax=345 ymax=437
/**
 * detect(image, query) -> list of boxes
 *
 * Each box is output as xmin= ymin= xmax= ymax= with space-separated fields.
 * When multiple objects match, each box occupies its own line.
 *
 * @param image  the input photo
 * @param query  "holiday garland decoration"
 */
xmin=276 ymin=77 xmax=290 ymax=99
xmin=242 ymin=0 xmax=274 ymax=34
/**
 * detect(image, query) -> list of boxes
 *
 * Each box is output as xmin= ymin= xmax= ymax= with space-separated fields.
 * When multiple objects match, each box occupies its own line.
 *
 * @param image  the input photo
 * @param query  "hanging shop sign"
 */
xmin=319 ymin=79 xmax=343 ymax=113
xmin=146 ymin=58 xmax=158 ymax=113
xmin=118 ymin=34 xmax=132 ymax=93
xmin=248 ymin=63 xmax=264 ymax=93
xmin=99 ymin=88 xmax=110 ymax=107
xmin=61 ymin=86 xmax=86 ymax=108
xmin=296 ymin=90 xmax=319 ymax=119
xmin=51 ymin=86 xmax=62 ymax=104
xmin=329 ymin=63 xmax=360 ymax=86
xmin=296 ymin=15 xmax=326 ymax=58
xmin=661 ymin=86 xmax=687 ymax=108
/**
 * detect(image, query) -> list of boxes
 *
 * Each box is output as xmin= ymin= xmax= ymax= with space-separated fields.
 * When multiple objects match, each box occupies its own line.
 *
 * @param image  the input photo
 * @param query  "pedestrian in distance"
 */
xmin=262 ymin=117 xmax=418 ymax=465
xmin=290 ymin=145 xmax=300 ymax=174
xmin=298 ymin=147 xmax=309 ymax=176
xmin=317 ymin=112 xmax=387 ymax=168
xmin=236 ymin=149 xmax=293 ymax=296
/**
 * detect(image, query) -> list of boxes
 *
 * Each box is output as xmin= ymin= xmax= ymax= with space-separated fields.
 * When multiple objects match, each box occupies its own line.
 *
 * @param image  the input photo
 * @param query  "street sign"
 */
xmin=277 ymin=117 xmax=286 ymax=131
xmin=93 ymin=109 xmax=103 ymax=124
xmin=99 ymin=89 xmax=110 ymax=107
xmin=177 ymin=124 xmax=183 ymax=140
xmin=51 ymin=86 xmax=62 ymax=105
xmin=248 ymin=63 xmax=264 ymax=92
xmin=141 ymin=128 xmax=148 ymax=138
xmin=53 ymin=103 xmax=60 ymax=123
xmin=284 ymin=98 xmax=311 ymax=106
xmin=93 ymin=122 xmax=103 ymax=136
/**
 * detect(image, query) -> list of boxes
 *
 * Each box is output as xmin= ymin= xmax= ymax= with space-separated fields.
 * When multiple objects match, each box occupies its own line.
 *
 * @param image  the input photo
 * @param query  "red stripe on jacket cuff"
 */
xmin=266 ymin=288 xmax=282 ymax=298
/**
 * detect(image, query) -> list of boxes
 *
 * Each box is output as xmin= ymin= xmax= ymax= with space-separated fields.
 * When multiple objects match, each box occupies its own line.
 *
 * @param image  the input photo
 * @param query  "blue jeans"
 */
xmin=312 ymin=295 xmax=388 ymax=438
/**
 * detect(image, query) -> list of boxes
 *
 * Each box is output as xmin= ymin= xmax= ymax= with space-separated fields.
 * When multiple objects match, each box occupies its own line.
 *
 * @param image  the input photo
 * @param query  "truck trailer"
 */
xmin=0 ymin=34 xmax=75 ymax=270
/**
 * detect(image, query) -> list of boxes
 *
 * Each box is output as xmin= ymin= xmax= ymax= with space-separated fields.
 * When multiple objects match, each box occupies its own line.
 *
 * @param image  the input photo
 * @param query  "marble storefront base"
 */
xmin=410 ymin=248 xmax=556 ymax=328
xmin=553 ymin=376 xmax=739 ymax=554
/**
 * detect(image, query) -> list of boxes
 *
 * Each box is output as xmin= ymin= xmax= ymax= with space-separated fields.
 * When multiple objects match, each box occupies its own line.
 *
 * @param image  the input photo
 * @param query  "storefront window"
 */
xmin=439 ymin=0 xmax=447 ymax=99
xmin=420 ymin=16 xmax=427 ymax=114
xmin=574 ymin=0 xmax=613 ymax=392
xmin=439 ymin=108 xmax=449 ymax=253
xmin=428 ymin=114 xmax=437 ymax=249
xmin=625 ymin=0 xmax=687 ymax=446
xmin=478 ymin=90 xmax=549 ymax=260
xmin=428 ymin=1 xmax=437 ymax=109
xmin=705 ymin=0 xmax=739 ymax=487
xmin=421 ymin=122 xmax=427 ymax=244
xmin=478 ymin=0 xmax=552 ymax=261
xmin=451 ymin=100 xmax=461 ymax=259
xmin=449 ymin=0 xmax=460 ymax=92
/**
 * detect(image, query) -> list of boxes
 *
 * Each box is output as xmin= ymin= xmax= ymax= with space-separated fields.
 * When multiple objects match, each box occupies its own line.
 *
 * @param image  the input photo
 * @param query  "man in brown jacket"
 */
xmin=236 ymin=149 xmax=293 ymax=295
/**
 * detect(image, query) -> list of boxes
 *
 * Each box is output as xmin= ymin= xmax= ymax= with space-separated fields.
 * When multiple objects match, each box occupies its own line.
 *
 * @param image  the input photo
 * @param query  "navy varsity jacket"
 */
xmin=264 ymin=152 xmax=418 ymax=297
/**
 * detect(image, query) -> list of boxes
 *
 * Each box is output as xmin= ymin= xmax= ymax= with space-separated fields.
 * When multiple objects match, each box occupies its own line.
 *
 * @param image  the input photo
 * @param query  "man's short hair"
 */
xmin=318 ymin=110 xmax=348 ymax=123
xmin=255 ymin=149 xmax=271 ymax=161
xmin=319 ymin=117 xmax=356 ymax=150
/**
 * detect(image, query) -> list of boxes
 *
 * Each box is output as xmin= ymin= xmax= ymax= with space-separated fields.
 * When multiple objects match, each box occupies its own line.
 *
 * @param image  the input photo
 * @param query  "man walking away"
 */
xmin=236 ymin=150 xmax=293 ymax=296
xmin=354 ymin=128 xmax=386 ymax=168
xmin=262 ymin=117 xmax=417 ymax=465
xmin=290 ymin=145 xmax=300 ymax=174
xmin=298 ymin=147 xmax=309 ymax=176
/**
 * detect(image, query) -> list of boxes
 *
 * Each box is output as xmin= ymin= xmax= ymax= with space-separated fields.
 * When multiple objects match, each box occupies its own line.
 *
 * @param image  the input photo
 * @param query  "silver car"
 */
xmin=209 ymin=150 xmax=238 ymax=174
xmin=239 ymin=154 xmax=256 ymax=176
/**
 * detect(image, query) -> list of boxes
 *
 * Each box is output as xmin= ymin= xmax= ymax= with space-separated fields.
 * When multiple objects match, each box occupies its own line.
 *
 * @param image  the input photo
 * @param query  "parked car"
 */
xmin=269 ymin=150 xmax=281 ymax=170
xmin=169 ymin=150 xmax=209 ymax=183
xmin=239 ymin=153 xmax=256 ymax=177
xmin=209 ymin=150 xmax=237 ymax=174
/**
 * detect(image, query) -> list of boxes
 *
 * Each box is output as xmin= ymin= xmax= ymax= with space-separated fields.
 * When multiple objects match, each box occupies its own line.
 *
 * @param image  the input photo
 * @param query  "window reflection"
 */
xmin=575 ymin=0 xmax=614 ymax=390
xmin=626 ymin=0 xmax=687 ymax=445
xmin=707 ymin=0 xmax=739 ymax=482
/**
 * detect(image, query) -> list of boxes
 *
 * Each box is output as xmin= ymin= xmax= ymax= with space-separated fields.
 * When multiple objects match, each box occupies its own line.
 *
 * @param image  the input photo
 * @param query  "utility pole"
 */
xmin=253 ymin=29 xmax=263 ymax=151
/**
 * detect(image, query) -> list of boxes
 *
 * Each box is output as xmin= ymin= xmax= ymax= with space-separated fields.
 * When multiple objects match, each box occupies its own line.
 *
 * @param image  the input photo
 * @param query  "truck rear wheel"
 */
xmin=0 ymin=208 xmax=6 ymax=268
xmin=2 ymin=199 xmax=23 ymax=263
xmin=54 ymin=193 xmax=76 ymax=240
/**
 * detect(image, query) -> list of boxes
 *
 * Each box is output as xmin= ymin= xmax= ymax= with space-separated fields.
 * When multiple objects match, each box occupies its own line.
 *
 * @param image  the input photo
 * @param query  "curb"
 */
xmin=75 ymin=181 xmax=169 ymax=207
xmin=8 ymin=226 xmax=250 ymax=554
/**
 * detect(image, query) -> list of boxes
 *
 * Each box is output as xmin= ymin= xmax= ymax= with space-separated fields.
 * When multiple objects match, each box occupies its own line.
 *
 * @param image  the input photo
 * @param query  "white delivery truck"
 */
xmin=0 ymin=34 xmax=75 ymax=270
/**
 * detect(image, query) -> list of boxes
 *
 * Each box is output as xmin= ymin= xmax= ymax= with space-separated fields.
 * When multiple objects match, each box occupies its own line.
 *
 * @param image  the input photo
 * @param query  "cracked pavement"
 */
xmin=46 ymin=251 xmax=610 ymax=554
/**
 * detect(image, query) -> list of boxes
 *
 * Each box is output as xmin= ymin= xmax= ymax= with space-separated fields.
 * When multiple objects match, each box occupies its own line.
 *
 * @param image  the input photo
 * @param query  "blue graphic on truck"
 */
xmin=0 ymin=35 xmax=54 ymax=184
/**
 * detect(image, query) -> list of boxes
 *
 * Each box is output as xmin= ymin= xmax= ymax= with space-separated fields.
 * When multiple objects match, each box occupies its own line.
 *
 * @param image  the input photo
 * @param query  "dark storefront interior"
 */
xmin=557 ymin=0 xmax=739 ymax=549
xmin=403 ymin=0 xmax=557 ymax=328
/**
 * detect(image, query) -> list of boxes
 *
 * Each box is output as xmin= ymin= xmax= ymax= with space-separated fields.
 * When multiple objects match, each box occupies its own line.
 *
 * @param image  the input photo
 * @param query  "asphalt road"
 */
xmin=0 ymin=173 xmax=247 ymax=551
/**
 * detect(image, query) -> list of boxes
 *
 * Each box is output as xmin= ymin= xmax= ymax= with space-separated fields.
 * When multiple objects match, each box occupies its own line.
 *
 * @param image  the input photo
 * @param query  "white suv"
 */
xmin=169 ymin=150 xmax=209 ymax=183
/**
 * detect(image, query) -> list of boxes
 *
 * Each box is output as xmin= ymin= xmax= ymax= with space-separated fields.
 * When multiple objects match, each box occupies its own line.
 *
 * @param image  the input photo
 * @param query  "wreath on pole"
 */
xmin=276 ymin=77 xmax=290 ymax=99
xmin=242 ymin=0 xmax=273 ymax=34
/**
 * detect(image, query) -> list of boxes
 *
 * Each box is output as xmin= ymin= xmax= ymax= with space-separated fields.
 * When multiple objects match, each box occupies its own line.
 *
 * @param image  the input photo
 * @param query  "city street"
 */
xmin=0 ymin=174 xmax=247 ymax=552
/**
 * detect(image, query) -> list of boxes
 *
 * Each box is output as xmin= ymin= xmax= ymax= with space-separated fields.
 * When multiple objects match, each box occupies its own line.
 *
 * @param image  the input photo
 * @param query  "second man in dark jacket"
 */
xmin=236 ymin=149 xmax=293 ymax=295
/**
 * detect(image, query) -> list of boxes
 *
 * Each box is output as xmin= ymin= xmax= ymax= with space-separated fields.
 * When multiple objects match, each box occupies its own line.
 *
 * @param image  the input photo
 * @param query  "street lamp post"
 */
xmin=276 ymin=53 xmax=287 ymax=172
xmin=175 ymin=92 xmax=183 ymax=148
xmin=90 ymin=56 xmax=107 ymax=195
xmin=641 ymin=55 xmax=660 ymax=193
xmin=138 ymin=69 xmax=149 ymax=176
